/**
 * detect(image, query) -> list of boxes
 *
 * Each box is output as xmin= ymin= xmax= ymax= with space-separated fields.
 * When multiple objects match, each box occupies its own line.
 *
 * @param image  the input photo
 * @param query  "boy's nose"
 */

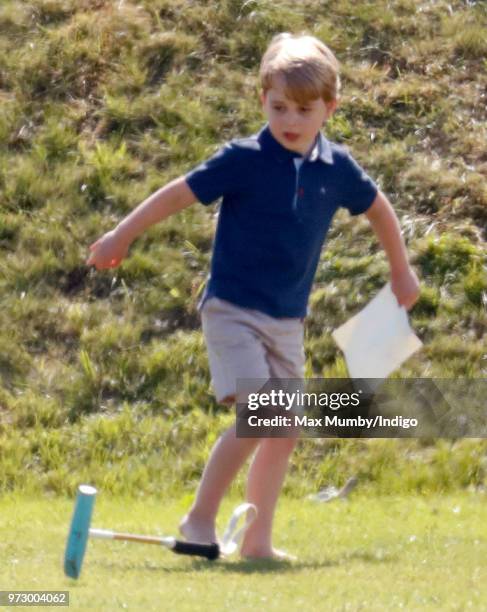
xmin=285 ymin=114 xmax=299 ymax=128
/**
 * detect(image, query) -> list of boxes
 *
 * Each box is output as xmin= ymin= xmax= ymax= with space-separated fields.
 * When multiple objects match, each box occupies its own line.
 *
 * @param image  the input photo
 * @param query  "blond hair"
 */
xmin=259 ymin=33 xmax=340 ymax=104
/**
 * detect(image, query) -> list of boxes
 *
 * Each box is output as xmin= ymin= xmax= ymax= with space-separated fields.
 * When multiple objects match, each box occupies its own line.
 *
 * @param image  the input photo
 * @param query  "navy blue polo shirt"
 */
xmin=185 ymin=124 xmax=378 ymax=318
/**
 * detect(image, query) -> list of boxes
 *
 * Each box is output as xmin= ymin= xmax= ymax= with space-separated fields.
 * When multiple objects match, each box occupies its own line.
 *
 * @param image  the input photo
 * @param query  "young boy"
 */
xmin=87 ymin=33 xmax=420 ymax=560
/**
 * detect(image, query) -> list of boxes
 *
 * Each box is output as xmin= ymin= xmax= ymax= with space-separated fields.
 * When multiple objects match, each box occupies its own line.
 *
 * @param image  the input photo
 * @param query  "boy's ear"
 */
xmin=326 ymin=98 xmax=338 ymax=118
xmin=322 ymin=98 xmax=338 ymax=125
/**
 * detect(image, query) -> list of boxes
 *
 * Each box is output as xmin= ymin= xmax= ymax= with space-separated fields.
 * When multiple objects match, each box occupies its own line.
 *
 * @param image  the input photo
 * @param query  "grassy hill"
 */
xmin=0 ymin=0 xmax=486 ymax=496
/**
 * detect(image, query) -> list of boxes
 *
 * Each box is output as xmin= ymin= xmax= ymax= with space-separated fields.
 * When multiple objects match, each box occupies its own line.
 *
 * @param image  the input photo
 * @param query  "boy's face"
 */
xmin=260 ymin=76 xmax=337 ymax=156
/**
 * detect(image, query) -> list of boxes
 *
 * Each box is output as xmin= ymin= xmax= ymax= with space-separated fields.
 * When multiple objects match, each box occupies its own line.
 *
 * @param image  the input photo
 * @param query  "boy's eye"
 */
xmin=300 ymin=108 xmax=311 ymax=113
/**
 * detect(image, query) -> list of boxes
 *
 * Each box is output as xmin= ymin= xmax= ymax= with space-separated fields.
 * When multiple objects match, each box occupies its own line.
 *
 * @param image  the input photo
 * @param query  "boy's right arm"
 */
xmin=87 ymin=177 xmax=197 ymax=270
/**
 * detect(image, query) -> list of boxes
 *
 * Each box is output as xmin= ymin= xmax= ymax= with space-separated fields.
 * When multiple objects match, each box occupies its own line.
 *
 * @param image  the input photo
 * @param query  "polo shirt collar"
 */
xmin=257 ymin=124 xmax=333 ymax=165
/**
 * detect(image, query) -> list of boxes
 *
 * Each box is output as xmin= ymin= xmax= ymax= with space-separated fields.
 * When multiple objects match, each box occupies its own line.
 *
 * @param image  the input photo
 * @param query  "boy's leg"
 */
xmin=179 ymin=414 xmax=260 ymax=544
xmin=181 ymin=298 xmax=271 ymax=543
xmin=182 ymin=297 xmax=304 ymax=551
xmin=240 ymin=436 xmax=299 ymax=559
xmin=240 ymin=317 xmax=305 ymax=559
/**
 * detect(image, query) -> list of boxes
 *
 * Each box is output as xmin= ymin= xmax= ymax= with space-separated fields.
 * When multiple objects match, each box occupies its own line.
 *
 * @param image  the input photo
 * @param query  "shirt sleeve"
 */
xmin=185 ymin=141 xmax=244 ymax=206
xmin=339 ymin=150 xmax=378 ymax=216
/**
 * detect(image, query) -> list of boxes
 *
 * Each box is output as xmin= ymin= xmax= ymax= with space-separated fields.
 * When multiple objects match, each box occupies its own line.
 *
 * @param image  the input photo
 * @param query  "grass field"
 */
xmin=1 ymin=0 xmax=485 ymax=445
xmin=1 ymin=493 xmax=486 ymax=611
xmin=1 ymin=0 xmax=486 ymax=609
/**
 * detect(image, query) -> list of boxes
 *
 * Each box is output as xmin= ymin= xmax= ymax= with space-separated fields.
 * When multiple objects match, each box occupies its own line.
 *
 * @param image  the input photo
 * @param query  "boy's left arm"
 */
xmin=365 ymin=191 xmax=420 ymax=310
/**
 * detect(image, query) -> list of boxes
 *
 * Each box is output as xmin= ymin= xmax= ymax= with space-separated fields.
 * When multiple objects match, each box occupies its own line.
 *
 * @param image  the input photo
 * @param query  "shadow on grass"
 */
xmin=92 ymin=548 xmax=398 ymax=575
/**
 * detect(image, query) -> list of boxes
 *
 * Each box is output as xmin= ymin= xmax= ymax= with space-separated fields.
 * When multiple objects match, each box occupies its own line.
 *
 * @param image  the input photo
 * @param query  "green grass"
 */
xmin=1 ymin=4 xmax=486 ymax=607
xmin=1 ymin=492 xmax=486 ymax=611
xmin=2 ymin=398 xmax=486 ymax=496
xmin=1 ymin=1 xmax=486 ymax=421
xmin=0 ymin=8 xmax=486 ymax=608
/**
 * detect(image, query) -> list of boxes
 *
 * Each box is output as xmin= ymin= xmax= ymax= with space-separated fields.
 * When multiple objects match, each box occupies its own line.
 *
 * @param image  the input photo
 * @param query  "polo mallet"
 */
xmin=64 ymin=485 xmax=220 ymax=579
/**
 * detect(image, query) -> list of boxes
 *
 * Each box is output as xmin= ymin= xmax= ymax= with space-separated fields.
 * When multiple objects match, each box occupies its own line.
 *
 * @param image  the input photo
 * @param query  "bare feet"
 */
xmin=179 ymin=513 xmax=217 ymax=544
xmin=240 ymin=547 xmax=297 ymax=561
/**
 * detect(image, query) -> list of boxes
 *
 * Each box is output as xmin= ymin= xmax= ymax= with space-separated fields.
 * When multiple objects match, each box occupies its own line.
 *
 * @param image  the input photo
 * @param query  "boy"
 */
xmin=87 ymin=33 xmax=420 ymax=559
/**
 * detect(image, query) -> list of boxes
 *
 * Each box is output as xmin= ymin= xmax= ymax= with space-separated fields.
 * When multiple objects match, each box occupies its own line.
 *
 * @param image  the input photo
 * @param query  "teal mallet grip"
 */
xmin=64 ymin=484 xmax=97 ymax=578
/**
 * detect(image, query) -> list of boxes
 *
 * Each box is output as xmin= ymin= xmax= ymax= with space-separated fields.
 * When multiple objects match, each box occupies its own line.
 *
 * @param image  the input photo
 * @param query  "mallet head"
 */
xmin=64 ymin=484 xmax=97 ymax=579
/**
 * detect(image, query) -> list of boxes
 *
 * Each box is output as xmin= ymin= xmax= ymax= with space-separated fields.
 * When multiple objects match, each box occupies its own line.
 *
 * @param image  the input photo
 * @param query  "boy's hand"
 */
xmin=391 ymin=266 xmax=420 ymax=311
xmin=86 ymin=229 xmax=130 ymax=270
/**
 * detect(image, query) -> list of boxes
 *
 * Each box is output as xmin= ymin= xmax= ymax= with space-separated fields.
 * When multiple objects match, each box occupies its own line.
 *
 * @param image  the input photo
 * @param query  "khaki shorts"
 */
xmin=200 ymin=296 xmax=305 ymax=404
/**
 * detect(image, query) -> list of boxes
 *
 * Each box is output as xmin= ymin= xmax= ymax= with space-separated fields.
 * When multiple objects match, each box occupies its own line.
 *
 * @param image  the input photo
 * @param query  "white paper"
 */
xmin=332 ymin=283 xmax=423 ymax=381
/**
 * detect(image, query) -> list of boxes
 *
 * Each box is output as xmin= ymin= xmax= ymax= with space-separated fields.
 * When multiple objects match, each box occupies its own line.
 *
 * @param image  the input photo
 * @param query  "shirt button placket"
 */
xmin=292 ymin=160 xmax=305 ymax=221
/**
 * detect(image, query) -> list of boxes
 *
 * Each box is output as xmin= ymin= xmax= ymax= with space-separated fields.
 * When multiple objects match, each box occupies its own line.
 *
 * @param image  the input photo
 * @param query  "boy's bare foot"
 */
xmin=240 ymin=547 xmax=297 ymax=561
xmin=179 ymin=513 xmax=217 ymax=544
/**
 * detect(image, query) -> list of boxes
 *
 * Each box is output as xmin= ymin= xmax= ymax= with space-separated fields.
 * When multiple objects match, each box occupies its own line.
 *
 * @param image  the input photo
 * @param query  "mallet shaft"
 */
xmin=89 ymin=528 xmax=220 ymax=560
xmin=90 ymin=528 xmax=174 ymax=546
